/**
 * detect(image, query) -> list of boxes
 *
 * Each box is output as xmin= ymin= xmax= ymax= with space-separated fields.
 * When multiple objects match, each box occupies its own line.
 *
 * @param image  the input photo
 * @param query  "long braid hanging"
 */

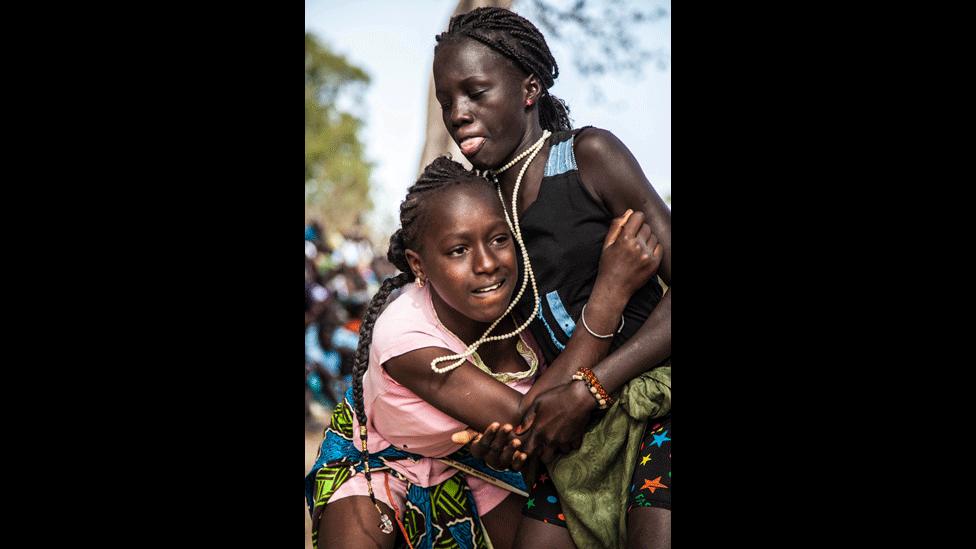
xmin=351 ymin=271 xmax=411 ymax=534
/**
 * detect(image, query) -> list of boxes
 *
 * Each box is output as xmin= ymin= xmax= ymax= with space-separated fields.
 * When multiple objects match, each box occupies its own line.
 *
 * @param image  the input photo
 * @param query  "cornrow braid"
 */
xmin=351 ymin=156 xmax=490 ymax=535
xmin=436 ymin=6 xmax=572 ymax=131
xmin=349 ymin=271 xmax=409 ymax=534
xmin=351 ymin=272 xmax=411 ymax=423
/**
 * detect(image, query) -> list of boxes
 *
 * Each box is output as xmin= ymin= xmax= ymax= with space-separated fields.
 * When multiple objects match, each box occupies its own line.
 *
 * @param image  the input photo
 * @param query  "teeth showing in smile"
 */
xmin=474 ymin=281 xmax=502 ymax=293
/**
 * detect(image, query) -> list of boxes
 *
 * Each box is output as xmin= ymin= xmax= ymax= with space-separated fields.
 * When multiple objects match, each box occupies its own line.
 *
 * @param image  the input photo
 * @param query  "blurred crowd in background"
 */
xmin=304 ymin=220 xmax=397 ymax=429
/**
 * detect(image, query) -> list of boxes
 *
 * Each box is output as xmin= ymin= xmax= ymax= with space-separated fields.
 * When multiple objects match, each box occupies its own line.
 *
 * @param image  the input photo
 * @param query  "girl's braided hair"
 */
xmin=436 ymin=7 xmax=572 ymax=132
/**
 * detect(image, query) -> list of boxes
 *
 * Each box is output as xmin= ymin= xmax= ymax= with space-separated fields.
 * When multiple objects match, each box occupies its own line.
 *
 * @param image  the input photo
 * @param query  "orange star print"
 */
xmin=640 ymin=476 xmax=668 ymax=494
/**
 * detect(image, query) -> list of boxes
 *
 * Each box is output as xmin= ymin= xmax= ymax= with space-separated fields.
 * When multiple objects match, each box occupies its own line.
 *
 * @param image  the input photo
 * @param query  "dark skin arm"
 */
xmin=511 ymin=210 xmax=664 ymax=462
xmin=573 ymin=128 xmax=671 ymax=395
xmin=384 ymin=211 xmax=660 ymax=469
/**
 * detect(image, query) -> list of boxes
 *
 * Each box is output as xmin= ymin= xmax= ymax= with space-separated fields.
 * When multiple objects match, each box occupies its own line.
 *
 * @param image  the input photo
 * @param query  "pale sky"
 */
xmin=305 ymin=0 xmax=671 ymax=237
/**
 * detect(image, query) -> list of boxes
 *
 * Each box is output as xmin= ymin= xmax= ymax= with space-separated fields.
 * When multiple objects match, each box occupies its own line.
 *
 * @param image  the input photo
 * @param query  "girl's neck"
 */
xmin=497 ymin=134 xmax=551 ymax=220
xmin=496 ymin=121 xmax=545 ymax=188
xmin=426 ymin=286 xmax=525 ymax=376
xmin=429 ymin=287 xmax=492 ymax=345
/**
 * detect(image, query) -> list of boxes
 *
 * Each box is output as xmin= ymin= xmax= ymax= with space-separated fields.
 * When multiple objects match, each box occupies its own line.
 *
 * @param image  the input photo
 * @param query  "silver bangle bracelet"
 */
xmin=580 ymin=303 xmax=624 ymax=339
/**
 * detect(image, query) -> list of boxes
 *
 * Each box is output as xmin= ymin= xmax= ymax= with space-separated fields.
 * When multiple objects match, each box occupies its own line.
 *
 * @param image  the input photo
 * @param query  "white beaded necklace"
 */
xmin=430 ymin=130 xmax=551 ymax=374
xmin=489 ymin=131 xmax=551 ymax=177
xmin=427 ymin=285 xmax=539 ymax=382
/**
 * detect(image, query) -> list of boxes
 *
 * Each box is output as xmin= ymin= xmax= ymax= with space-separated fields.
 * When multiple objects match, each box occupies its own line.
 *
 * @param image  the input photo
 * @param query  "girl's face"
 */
xmin=405 ymin=183 xmax=518 ymax=327
xmin=433 ymin=38 xmax=538 ymax=171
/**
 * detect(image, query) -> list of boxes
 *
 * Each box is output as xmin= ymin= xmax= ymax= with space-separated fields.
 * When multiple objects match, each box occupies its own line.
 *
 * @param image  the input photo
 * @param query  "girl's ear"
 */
xmin=523 ymin=74 xmax=543 ymax=107
xmin=405 ymin=249 xmax=425 ymax=282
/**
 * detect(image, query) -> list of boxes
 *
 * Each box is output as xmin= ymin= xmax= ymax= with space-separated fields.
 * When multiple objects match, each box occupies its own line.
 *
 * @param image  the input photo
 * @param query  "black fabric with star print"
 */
xmin=627 ymin=414 xmax=671 ymax=511
xmin=521 ymin=464 xmax=568 ymax=527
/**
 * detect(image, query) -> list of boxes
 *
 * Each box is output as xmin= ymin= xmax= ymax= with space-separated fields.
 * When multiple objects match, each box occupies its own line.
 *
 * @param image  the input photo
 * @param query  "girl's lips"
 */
xmin=460 ymin=136 xmax=486 ymax=156
xmin=471 ymin=278 xmax=506 ymax=297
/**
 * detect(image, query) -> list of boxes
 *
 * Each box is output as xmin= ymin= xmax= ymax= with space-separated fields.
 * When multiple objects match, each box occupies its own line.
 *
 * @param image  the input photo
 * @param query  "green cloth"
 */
xmin=549 ymin=365 xmax=671 ymax=549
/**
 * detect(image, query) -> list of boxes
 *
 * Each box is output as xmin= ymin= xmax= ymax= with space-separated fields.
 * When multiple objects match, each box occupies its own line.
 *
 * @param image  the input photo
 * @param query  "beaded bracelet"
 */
xmin=571 ymin=366 xmax=615 ymax=409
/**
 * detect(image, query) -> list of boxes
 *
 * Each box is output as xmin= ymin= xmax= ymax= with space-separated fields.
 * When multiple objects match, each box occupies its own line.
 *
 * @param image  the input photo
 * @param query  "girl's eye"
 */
xmin=492 ymin=235 xmax=509 ymax=246
xmin=448 ymin=247 xmax=466 ymax=257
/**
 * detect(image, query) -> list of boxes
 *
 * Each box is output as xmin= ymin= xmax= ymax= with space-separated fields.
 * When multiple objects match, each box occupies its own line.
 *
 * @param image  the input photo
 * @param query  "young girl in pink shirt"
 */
xmin=306 ymin=157 xmax=659 ymax=549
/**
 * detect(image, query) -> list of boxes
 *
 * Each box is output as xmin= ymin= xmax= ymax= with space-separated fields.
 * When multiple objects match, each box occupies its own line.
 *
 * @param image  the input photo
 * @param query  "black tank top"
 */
xmin=512 ymin=127 xmax=664 ymax=363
